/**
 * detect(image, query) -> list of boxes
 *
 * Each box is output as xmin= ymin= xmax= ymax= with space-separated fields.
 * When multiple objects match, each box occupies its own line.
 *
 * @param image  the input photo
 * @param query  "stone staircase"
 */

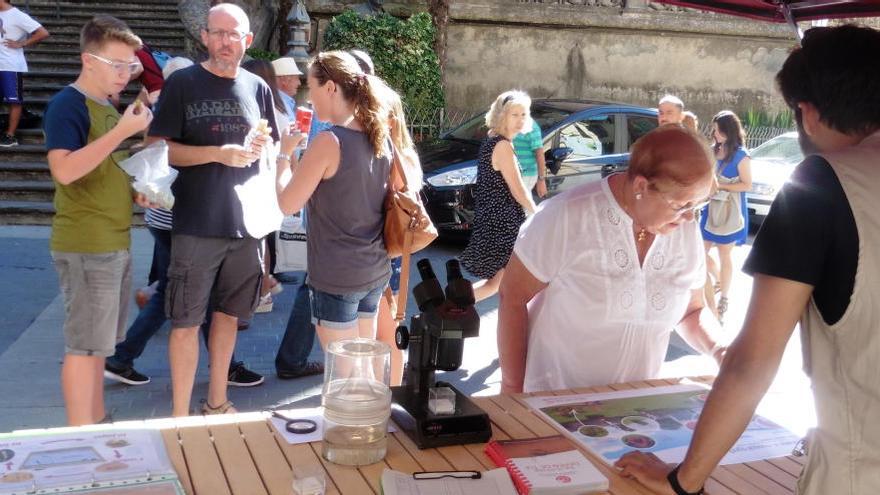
xmin=0 ymin=0 xmax=186 ymax=224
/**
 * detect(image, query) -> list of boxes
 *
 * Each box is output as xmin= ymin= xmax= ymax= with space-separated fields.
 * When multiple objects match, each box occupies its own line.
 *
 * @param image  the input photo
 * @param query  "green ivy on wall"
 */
xmin=245 ymin=48 xmax=278 ymax=61
xmin=323 ymin=11 xmax=445 ymax=114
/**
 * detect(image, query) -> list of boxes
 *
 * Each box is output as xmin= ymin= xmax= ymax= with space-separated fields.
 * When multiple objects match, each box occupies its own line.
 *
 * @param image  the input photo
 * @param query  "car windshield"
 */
xmin=750 ymin=134 xmax=804 ymax=165
xmin=444 ymin=106 xmax=571 ymax=142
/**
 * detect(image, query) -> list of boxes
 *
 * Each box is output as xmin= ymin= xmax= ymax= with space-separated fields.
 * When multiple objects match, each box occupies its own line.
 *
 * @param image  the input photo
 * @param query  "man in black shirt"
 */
xmin=148 ymin=3 xmax=279 ymax=417
xmin=617 ymin=25 xmax=880 ymax=495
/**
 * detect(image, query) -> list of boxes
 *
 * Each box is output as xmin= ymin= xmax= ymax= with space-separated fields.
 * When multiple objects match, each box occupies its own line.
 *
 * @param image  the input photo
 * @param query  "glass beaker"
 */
xmin=321 ymin=338 xmax=391 ymax=466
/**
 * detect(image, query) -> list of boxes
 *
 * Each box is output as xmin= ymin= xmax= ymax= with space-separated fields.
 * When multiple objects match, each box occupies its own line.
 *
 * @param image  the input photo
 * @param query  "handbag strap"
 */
xmin=394 ymin=230 xmax=414 ymax=323
xmin=389 ymin=143 xmax=409 ymax=192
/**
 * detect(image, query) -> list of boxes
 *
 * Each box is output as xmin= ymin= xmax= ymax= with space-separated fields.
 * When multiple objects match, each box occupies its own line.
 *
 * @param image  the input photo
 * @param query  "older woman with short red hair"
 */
xmin=497 ymin=125 xmax=726 ymax=394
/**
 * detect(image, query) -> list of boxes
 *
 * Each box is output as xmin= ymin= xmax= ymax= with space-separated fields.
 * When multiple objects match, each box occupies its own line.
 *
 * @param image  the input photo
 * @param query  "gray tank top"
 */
xmin=306 ymin=126 xmax=392 ymax=294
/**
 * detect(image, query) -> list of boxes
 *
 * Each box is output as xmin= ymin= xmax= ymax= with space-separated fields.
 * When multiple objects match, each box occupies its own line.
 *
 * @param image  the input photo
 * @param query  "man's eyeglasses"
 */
xmin=86 ymin=53 xmax=142 ymax=75
xmin=650 ymin=184 xmax=711 ymax=214
xmin=205 ymin=28 xmax=247 ymax=42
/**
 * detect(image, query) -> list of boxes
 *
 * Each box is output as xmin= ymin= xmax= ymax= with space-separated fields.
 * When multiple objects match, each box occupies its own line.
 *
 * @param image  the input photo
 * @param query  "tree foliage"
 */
xmin=323 ymin=11 xmax=445 ymax=113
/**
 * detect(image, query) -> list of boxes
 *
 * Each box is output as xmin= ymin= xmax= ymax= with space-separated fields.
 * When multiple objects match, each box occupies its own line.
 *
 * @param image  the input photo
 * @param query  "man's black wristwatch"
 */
xmin=667 ymin=465 xmax=704 ymax=495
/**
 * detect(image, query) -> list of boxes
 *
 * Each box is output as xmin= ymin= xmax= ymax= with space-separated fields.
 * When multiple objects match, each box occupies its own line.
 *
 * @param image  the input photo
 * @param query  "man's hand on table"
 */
xmin=614 ymin=451 xmax=678 ymax=494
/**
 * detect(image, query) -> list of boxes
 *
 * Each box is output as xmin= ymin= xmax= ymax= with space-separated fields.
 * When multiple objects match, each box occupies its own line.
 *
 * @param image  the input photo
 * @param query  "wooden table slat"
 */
xmin=160 ymin=428 xmax=194 ymax=495
xmin=314 ymin=444 xmax=377 ymax=494
xmin=470 ymin=396 xmax=534 ymax=439
xmin=744 ymin=460 xmax=799 ymax=492
xmin=178 ymin=424 xmax=233 ymax=495
xmin=208 ymin=422 xmax=269 ymax=495
xmin=709 ymin=465 xmax=773 ymax=495
xmin=391 ymin=431 xmax=456 ymax=471
xmin=705 ymin=477 xmax=739 ymax=495
xmin=723 ymin=463 xmax=793 ymax=494
xmin=436 ymin=444 xmax=488 ymax=472
xmin=237 ymin=421 xmax=295 ymax=495
xmin=766 ymin=456 xmax=805 ymax=477
xmin=490 ymin=394 xmax=559 ymax=437
xmin=383 ymin=434 xmax=425 ymax=473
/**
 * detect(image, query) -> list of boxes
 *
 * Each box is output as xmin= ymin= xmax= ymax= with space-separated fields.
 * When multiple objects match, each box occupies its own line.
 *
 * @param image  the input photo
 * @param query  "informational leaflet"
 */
xmin=0 ymin=429 xmax=183 ymax=495
xmin=523 ymin=384 xmax=800 ymax=466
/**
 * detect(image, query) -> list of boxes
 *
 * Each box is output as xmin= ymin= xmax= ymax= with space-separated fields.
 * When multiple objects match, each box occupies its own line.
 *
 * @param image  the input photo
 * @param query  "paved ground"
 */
xmin=0 ymin=225 xmax=813 ymax=434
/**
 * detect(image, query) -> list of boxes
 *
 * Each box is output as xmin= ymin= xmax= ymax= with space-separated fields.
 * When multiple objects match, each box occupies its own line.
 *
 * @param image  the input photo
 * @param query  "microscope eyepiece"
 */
xmin=417 ymin=258 xmax=436 ymax=282
xmin=446 ymin=259 xmax=464 ymax=283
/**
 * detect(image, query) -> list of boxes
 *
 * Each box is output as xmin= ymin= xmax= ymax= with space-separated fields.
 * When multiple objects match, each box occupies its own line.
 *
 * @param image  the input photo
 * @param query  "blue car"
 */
xmin=418 ymin=99 xmax=659 ymax=235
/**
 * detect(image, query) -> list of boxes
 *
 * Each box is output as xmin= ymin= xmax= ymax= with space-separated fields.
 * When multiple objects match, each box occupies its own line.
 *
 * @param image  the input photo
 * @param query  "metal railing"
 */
xmin=403 ymin=106 xmax=473 ymax=142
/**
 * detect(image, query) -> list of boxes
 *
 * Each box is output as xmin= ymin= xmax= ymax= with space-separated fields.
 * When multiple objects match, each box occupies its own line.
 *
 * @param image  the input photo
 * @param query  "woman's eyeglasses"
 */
xmin=86 ymin=53 xmax=142 ymax=75
xmin=650 ymin=184 xmax=711 ymax=214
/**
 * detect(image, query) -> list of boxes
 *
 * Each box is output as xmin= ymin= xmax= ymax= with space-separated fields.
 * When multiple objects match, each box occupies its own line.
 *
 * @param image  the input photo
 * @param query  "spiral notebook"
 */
xmin=505 ymin=450 xmax=608 ymax=495
xmin=0 ymin=429 xmax=184 ymax=495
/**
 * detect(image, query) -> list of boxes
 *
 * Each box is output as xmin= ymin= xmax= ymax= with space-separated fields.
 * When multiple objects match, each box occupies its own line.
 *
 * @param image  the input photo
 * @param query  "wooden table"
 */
xmin=154 ymin=377 xmax=803 ymax=495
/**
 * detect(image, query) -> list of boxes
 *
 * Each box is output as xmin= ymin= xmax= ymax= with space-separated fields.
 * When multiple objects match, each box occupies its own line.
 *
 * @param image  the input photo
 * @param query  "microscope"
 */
xmin=391 ymin=258 xmax=492 ymax=449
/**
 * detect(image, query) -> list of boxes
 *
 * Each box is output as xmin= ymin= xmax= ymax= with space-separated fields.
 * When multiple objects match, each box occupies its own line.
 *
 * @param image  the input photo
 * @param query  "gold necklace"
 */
xmin=637 ymin=228 xmax=648 ymax=243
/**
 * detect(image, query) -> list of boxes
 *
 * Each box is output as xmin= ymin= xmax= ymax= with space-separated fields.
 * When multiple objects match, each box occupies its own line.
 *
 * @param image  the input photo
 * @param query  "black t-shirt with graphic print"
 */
xmin=743 ymin=155 xmax=858 ymax=325
xmin=150 ymin=63 xmax=280 ymax=238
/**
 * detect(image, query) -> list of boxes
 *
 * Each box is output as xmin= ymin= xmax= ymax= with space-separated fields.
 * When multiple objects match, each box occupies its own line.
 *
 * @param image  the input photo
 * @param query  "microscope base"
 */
xmin=391 ymin=383 xmax=492 ymax=449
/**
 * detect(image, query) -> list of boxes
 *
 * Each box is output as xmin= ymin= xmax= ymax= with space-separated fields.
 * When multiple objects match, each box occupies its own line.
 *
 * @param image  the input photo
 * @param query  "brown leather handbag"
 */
xmin=384 ymin=145 xmax=438 ymax=321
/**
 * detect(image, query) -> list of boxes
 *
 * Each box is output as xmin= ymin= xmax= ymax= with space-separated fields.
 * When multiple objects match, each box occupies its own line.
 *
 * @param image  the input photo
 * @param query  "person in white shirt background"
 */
xmin=0 ymin=0 xmax=48 ymax=147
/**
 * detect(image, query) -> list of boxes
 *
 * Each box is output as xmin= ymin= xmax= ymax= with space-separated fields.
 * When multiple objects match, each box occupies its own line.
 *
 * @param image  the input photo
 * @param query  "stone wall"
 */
xmin=303 ymin=0 xmax=813 ymax=121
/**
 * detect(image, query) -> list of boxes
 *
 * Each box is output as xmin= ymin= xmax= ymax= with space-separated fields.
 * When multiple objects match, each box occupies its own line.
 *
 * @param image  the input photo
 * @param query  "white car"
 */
xmin=746 ymin=131 xmax=803 ymax=223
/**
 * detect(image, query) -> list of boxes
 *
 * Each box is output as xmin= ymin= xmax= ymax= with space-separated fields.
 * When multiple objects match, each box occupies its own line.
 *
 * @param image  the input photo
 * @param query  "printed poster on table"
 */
xmin=0 ymin=429 xmax=183 ymax=495
xmin=523 ymin=384 xmax=800 ymax=466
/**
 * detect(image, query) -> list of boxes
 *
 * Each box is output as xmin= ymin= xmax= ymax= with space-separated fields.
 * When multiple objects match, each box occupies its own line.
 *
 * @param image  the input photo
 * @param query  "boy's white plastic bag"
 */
xmin=119 ymin=140 xmax=177 ymax=209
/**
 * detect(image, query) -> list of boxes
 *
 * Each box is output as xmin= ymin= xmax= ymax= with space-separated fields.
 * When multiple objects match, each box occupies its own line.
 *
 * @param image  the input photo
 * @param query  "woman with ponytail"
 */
xmin=276 ymin=50 xmax=394 ymax=349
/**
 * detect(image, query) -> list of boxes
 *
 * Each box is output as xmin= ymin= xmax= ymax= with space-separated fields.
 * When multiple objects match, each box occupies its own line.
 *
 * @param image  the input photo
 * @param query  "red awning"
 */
xmin=650 ymin=0 xmax=880 ymax=23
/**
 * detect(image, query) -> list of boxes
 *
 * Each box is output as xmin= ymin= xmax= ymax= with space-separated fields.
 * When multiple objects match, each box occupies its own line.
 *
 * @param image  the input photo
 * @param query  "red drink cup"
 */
xmin=295 ymin=106 xmax=314 ymax=146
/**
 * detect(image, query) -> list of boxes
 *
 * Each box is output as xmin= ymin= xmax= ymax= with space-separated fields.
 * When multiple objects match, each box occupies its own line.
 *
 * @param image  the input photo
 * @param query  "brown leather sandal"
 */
xmin=201 ymin=399 xmax=236 ymax=415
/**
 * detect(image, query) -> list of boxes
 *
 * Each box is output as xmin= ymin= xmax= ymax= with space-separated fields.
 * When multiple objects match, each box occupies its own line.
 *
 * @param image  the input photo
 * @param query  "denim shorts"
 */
xmin=310 ymin=284 xmax=385 ymax=329
xmin=388 ymin=257 xmax=402 ymax=294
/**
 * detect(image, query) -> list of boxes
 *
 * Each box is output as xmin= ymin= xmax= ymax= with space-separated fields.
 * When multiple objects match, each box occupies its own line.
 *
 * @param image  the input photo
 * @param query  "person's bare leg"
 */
xmin=703 ymin=241 xmax=720 ymax=286
xmin=703 ymin=277 xmax=719 ymax=320
xmin=61 ymin=354 xmax=101 ymax=425
xmin=169 ymin=326 xmax=200 ymax=417
xmin=316 ymin=323 xmax=358 ymax=351
xmin=376 ymin=295 xmax=403 ymax=386
xmin=92 ymin=358 xmax=106 ymax=422
xmin=6 ymin=103 xmax=21 ymax=137
xmin=206 ymin=311 xmax=238 ymax=411
xmin=717 ymin=243 xmax=735 ymax=297
xmin=472 ymin=269 xmax=505 ymax=302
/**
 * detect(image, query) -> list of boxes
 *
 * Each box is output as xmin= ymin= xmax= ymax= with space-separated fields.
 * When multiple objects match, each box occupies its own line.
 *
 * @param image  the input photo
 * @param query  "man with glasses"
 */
xmin=618 ymin=25 xmax=880 ymax=495
xmin=42 ymin=15 xmax=153 ymax=425
xmin=148 ymin=3 xmax=279 ymax=417
xmin=0 ymin=0 xmax=49 ymax=146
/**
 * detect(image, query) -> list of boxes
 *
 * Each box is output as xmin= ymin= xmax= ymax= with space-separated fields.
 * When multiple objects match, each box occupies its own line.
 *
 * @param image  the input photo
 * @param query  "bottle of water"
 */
xmin=321 ymin=339 xmax=391 ymax=466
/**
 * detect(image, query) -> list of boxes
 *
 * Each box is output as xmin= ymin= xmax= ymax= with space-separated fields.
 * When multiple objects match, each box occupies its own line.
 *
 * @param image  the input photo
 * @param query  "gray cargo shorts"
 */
xmin=166 ymin=235 xmax=264 ymax=328
xmin=52 ymin=250 xmax=132 ymax=357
